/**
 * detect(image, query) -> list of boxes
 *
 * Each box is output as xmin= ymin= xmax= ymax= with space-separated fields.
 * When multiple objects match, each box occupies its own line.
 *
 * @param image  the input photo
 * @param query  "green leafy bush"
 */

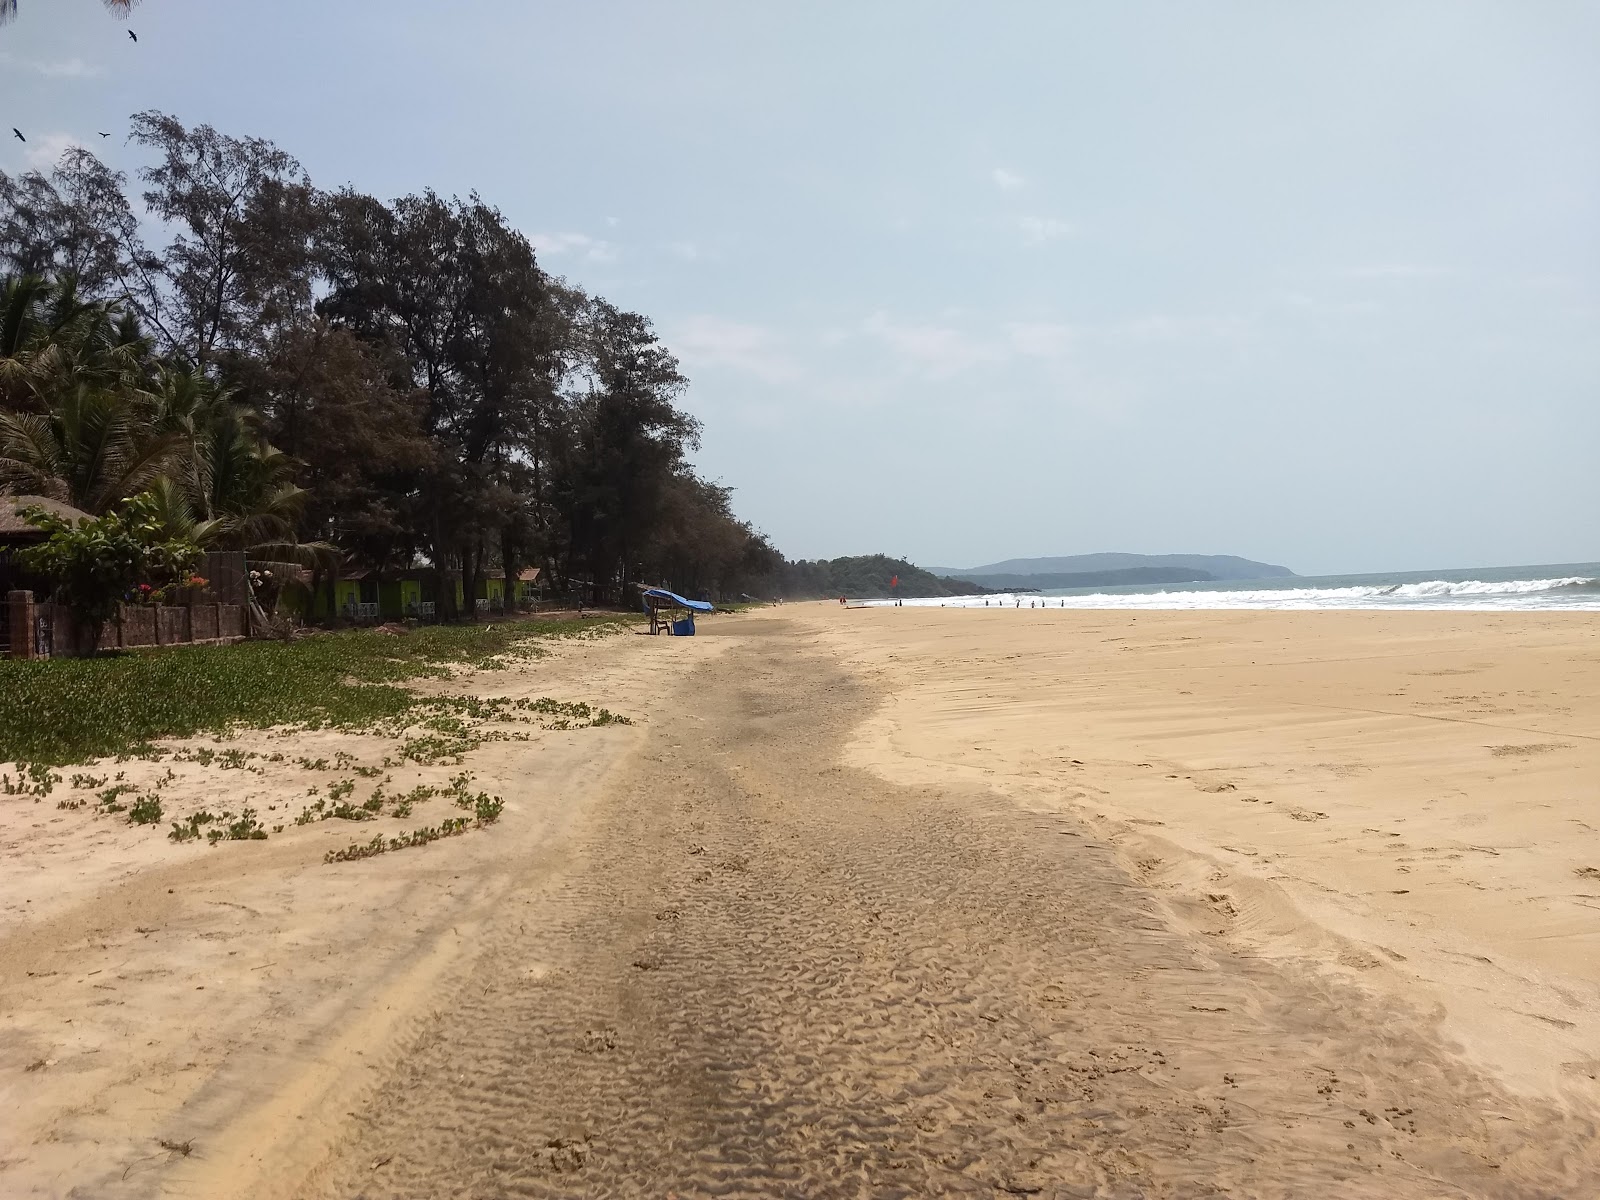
xmin=17 ymin=493 xmax=202 ymax=655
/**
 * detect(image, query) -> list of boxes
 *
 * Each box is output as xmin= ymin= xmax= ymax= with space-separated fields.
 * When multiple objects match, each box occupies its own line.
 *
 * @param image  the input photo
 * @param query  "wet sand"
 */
xmin=4 ymin=608 xmax=1599 ymax=1197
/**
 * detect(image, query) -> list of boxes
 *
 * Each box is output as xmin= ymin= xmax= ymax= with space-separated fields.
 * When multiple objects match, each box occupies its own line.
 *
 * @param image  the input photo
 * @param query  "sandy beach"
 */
xmin=4 ymin=606 xmax=1599 ymax=1197
xmin=820 ymin=606 xmax=1600 ymax=1101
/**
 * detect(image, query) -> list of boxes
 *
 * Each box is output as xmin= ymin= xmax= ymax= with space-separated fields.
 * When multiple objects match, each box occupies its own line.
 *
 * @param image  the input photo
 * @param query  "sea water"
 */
xmin=856 ymin=562 xmax=1600 ymax=612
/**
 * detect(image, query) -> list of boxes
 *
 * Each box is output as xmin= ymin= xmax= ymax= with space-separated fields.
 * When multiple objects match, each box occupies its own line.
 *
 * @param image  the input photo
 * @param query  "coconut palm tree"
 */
xmin=0 ymin=382 xmax=179 ymax=512
xmin=0 ymin=1 xmax=137 ymax=26
xmin=0 ymin=274 xmax=55 ymax=408
xmin=142 ymin=364 xmax=337 ymax=574
xmin=1 ymin=275 xmax=149 ymax=414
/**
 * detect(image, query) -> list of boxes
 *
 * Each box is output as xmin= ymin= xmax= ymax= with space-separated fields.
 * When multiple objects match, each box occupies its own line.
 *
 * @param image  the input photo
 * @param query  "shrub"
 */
xmin=18 ymin=493 xmax=201 ymax=655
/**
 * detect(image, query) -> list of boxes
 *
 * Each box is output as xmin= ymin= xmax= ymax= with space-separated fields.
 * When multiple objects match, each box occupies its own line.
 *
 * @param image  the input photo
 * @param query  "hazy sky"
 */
xmin=3 ymin=2 xmax=1596 ymax=574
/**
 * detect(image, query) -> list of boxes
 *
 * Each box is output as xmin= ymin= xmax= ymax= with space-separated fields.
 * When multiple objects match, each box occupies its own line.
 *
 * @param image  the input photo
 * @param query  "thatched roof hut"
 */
xmin=0 ymin=494 xmax=91 ymax=542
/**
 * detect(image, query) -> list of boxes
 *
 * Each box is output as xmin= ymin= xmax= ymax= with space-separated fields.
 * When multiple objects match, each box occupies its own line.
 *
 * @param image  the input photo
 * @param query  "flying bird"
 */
xmin=11 ymin=128 xmax=23 ymax=143
xmin=98 ymin=131 xmax=111 ymax=138
xmin=127 ymin=28 xmax=136 ymax=41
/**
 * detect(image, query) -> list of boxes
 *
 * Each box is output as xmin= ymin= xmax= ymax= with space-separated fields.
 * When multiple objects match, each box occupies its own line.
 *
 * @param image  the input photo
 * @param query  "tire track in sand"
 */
xmin=299 ymin=620 xmax=1600 ymax=1199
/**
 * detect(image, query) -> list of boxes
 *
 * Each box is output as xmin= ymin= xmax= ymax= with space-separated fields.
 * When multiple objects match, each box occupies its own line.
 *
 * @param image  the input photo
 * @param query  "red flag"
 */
xmin=890 ymin=575 xmax=899 ymax=588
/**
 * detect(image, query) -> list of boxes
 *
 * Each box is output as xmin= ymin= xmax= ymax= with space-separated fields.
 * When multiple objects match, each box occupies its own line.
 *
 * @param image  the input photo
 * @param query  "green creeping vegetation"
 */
xmin=294 ymin=772 xmax=500 ymax=827
xmin=96 ymin=783 xmax=138 ymax=812
xmin=1 ymin=763 xmax=62 ymax=796
xmin=325 ymin=819 xmax=472 ymax=864
xmin=0 ymin=617 xmax=634 ymax=766
xmin=322 ymin=771 xmax=505 ymax=863
xmin=168 ymin=808 xmax=269 ymax=844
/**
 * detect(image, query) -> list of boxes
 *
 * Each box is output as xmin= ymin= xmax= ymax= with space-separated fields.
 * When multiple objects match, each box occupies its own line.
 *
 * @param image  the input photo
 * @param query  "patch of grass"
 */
xmin=128 ymin=794 xmax=163 ymax=825
xmin=0 ymin=617 xmax=634 ymax=766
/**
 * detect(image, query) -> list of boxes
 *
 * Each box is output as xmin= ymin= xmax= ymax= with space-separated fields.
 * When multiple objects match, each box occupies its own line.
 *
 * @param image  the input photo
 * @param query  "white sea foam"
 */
xmin=853 ymin=575 xmax=1600 ymax=612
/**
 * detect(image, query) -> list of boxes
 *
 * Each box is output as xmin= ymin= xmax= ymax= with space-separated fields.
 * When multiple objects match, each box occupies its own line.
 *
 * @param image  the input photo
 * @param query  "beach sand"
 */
xmin=3 ymin=606 xmax=1598 ymax=1197
xmin=817 ymin=606 xmax=1600 ymax=1102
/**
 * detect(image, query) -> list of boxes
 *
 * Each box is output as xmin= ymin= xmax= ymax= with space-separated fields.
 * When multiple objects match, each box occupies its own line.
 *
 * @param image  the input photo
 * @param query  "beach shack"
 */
xmin=515 ymin=567 xmax=541 ymax=605
xmin=1 ymin=495 xmax=90 ymax=657
xmin=281 ymin=564 xmax=542 ymax=624
xmin=640 ymin=586 xmax=714 ymax=635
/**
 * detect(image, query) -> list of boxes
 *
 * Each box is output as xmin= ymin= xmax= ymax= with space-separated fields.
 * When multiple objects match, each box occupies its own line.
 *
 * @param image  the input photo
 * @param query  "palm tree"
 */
xmin=149 ymin=366 xmax=309 ymax=539
xmin=0 ymin=1 xmax=137 ymax=26
xmin=0 ymin=275 xmax=55 ymax=408
xmin=1 ymin=275 xmax=149 ymax=414
xmin=0 ymin=382 xmax=178 ymax=512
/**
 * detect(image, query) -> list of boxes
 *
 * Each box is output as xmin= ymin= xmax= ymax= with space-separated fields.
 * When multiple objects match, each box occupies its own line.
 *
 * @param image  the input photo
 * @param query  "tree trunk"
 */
xmin=461 ymin=540 xmax=478 ymax=623
xmin=327 ymin=561 xmax=341 ymax=626
xmin=432 ymin=516 xmax=456 ymax=623
xmin=501 ymin=525 xmax=517 ymax=614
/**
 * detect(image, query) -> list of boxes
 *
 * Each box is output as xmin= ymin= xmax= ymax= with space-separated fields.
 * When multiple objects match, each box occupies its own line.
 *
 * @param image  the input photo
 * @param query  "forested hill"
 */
xmin=773 ymin=556 xmax=989 ymax=599
xmin=959 ymin=566 xmax=1214 ymax=591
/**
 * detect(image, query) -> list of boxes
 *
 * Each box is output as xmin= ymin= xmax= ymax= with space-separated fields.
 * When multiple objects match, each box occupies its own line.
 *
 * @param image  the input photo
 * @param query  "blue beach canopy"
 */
xmin=640 ymin=587 xmax=715 ymax=613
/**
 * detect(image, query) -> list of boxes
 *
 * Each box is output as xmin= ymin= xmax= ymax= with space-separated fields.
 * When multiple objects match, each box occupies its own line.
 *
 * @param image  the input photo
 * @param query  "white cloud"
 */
xmin=22 ymin=132 xmax=84 ymax=172
xmin=673 ymin=315 xmax=798 ymax=384
xmin=37 ymin=57 xmax=102 ymax=79
xmin=1008 ymin=321 xmax=1079 ymax=358
xmin=991 ymin=167 xmax=1025 ymax=191
xmin=1107 ymin=313 xmax=1254 ymax=346
xmin=667 ymin=240 xmax=700 ymax=261
xmin=1016 ymin=216 xmax=1076 ymax=243
xmin=528 ymin=231 xmax=618 ymax=263
xmin=861 ymin=311 xmax=1005 ymax=379
xmin=0 ymin=52 xmax=103 ymax=79
xmin=1335 ymin=263 xmax=1447 ymax=281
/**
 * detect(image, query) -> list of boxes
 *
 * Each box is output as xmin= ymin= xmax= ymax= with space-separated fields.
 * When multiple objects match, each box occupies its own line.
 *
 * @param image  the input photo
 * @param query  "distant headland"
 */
xmin=767 ymin=552 xmax=1294 ymax=600
xmin=929 ymin=553 xmax=1295 ymax=592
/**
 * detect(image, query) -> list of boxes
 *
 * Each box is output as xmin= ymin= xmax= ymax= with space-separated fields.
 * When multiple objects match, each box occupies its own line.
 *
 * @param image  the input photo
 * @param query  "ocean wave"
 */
xmin=858 ymin=575 xmax=1600 ymax=612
